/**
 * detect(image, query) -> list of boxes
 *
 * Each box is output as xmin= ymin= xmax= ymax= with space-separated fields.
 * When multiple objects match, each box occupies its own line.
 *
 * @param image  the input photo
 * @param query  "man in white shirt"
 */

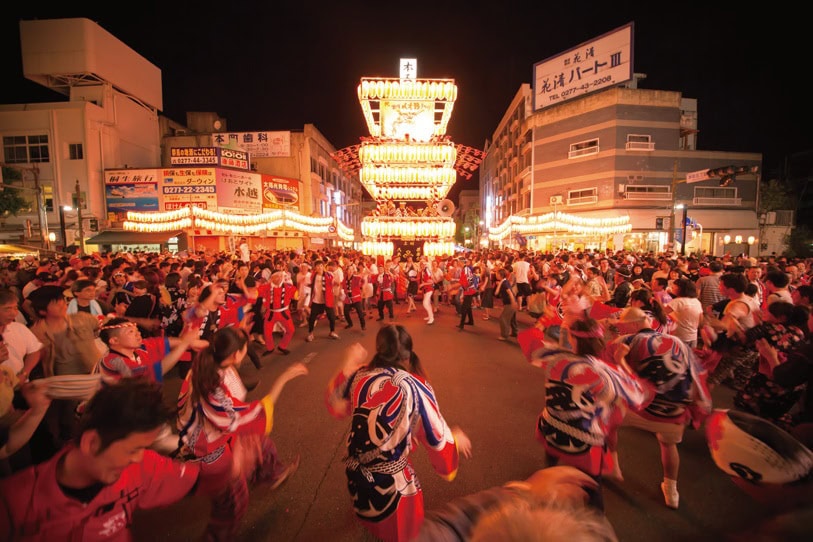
xmin=0 ymin=289 xmax=43 ymax=382
xmin=511 ymin=255 xmax=531 ymax=312
xmin=238 ymin=237 xmax=250 ymax=263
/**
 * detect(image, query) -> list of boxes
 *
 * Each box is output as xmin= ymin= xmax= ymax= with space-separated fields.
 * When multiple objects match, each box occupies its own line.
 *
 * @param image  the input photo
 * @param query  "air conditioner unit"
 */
xmin=175 ymin=129 xmax=188 ymax=136
xmin=549 ymin=195 xmax=564 ymax=205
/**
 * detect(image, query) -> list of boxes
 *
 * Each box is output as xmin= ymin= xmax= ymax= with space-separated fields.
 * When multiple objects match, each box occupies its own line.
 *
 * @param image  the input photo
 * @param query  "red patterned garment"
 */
xmin=326 ymin=367 xmax=461 ymax=542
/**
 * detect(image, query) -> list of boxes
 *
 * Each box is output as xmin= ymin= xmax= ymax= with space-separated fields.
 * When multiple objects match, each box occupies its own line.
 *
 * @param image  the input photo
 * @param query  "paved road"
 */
xmin=132 ymin=304 xmax=766 ymax=542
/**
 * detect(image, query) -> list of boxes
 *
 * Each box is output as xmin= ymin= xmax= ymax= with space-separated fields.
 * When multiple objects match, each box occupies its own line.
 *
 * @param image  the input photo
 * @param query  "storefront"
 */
xmin=86 ymin=230 xmax=186 ymax=253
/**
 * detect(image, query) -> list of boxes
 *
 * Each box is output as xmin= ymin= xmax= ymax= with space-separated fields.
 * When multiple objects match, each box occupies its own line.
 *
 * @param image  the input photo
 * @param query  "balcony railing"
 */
xmin=567 ymin=195 xmax=598 ymax=206
xmin=624 ymin=192 xmax=671 ymax=201
xmin=692 ymin=197 xmax=742 ymax=206
xmin=568 ymin=146 xmax=599 ymax=159
xmin=625 ymin=141 xmax=655 ymax=151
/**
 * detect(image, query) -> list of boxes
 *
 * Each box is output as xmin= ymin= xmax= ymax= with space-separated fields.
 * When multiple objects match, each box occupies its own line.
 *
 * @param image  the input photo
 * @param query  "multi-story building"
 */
xmin=0 ymin=17 xmax=362 ymax=254
xmin=481 ymin=78 xmax=765 ymax=257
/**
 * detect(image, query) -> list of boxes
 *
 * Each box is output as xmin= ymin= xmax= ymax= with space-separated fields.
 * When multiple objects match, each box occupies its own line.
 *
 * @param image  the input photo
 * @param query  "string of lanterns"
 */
xmin=358 ymin=78 xmax=458 ymax=102
xmin=358 ymin=142 xmax=457 ymax=166
xmin=488 ymin=212 xmax=632 ymax=242
xmin=123 ymin=205 xmax=354 ymax=237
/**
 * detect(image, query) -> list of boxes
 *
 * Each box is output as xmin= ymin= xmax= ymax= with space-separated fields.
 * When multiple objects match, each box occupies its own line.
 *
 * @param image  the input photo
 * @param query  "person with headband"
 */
xmin=325 ymin=324 xmax=472 ymax=541
xmin=176 ymin=326 xmax=308 ymax=541
xmin=519 ymin=316 xmax=650 ymax=510
xmin=257 ymin=271 xmax=297 ymax=356
xmin=607 ymin=306 xmax=711 ymax=509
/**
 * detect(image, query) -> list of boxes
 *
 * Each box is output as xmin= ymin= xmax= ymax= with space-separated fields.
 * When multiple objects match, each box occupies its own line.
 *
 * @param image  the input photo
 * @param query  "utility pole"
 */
xmin=75 ymin=179 xmax=85 ymax=255
xmin=668 ymin=161 xmax=678 ymax=249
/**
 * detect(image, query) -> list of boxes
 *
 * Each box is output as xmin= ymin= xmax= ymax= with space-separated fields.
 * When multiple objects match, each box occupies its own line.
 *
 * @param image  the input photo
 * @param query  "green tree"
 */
xmin=758 ymin=178 xmax=793 ymax=213
xmin=0 ymin=166 xmax=31 ymax=217
xmin=784 ymin=224 xmax=813 ymax=258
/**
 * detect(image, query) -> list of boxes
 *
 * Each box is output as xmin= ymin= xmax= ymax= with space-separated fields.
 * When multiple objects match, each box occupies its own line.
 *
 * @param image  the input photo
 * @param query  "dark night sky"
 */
xmin=2 ymin=3 xmax=810 ymax=202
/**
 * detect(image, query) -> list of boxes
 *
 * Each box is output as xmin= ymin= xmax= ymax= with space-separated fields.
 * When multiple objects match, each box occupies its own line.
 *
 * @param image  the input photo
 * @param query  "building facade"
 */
xmin=480 ymin=80 xmax=768 ymax=257
xmin=1 ymin=18 xmax=362 ymax=254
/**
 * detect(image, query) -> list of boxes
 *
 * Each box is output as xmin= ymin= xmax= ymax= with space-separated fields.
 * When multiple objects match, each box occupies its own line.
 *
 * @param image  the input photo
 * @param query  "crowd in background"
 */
xmin=1 ymin=243 xmax=813 ymax=540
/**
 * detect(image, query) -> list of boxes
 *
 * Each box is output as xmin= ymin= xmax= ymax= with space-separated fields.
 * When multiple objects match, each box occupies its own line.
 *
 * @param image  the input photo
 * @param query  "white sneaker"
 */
xmin=306 ymin=334 xmax=314 ymax=342
xmin=661 ymin=481 xmax=679 ymax=509
xmin=329 ymin=332 xmax=340 ymax=340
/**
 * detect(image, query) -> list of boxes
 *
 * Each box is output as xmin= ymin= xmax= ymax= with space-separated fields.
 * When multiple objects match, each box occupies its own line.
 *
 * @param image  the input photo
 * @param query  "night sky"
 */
xmin=2 ymin=3 xmax=810 ymax=202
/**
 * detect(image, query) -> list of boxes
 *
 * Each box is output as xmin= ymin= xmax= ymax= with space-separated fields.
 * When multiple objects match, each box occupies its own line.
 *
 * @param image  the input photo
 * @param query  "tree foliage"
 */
xmin=758 ymin=178 xmax=793 ymax=213
xmin=0 ymin=166 xmax=32 ymax=217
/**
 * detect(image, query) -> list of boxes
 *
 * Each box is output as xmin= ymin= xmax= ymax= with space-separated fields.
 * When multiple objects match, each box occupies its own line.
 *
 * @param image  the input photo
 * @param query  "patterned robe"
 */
xmin=326 ymin=367 xmax=460 ymax=542
xmin=528 ymin=346 xmax=649 ymax=476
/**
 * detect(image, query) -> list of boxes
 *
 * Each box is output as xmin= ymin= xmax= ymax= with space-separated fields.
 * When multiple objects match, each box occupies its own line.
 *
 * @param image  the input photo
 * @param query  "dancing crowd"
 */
xmin=0 ymin=244 xmax=812 ymax=541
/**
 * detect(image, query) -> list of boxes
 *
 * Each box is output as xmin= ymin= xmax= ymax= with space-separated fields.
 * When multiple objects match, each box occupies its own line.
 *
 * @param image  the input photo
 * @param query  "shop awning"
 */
xmin=85 ymin=230 xmax=184 ymax=245
xmin=0 ymin=243 xmax=41 ymax=257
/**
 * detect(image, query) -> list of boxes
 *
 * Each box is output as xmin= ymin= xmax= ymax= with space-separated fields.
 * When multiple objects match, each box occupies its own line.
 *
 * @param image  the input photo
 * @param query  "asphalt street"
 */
xmin=131 ymin=303 xmax=767 ymax=542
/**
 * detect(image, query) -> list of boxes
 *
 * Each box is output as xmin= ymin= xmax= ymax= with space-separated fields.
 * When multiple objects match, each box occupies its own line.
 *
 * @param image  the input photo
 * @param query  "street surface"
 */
xmin=132 ymin=304 xmax=767 ymax=542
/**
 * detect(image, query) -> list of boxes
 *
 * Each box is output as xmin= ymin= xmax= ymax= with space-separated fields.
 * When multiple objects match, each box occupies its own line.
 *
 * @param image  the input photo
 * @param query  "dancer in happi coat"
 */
xmin=259 ymin=271 xmax=297 ymax=355
xmin=519 ymin=317 xmax=650 ymax=509
xmin=176 ymin=327 xmax=307 ymax=541
xmin=326 ymin=324 xmax=472 ymax=541
xmin=342 ymin=263 xmax=367 ymax=331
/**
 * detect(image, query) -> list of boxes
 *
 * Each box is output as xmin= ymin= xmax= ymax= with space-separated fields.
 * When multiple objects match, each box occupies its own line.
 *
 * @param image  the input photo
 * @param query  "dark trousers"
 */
xmin=343 ymin=300 xmax=366 ymax=329
xmin=378 ymin=298 xmax=394 ymax=318
xmin=308 ymin=302 xmax=336 ymax=332
xmin=459 ymin=294 xmax=475 ymax=327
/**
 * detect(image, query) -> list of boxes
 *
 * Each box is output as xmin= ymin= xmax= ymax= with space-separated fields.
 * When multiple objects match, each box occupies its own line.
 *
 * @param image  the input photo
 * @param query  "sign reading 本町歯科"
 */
xmin=211 ymin=131 xmax=291 ymax=158
xmin=217 ymin=170 xmax=262 ymax=215
xmin=533 ymin=22 xmax=634 ymax=111
xmin=160 ymin=168 xmax=218 ymax=212
xmin=170 ymin=147 xmax=250 ymax=170
xmin=104 ymin=169 xmax=160 ymax=219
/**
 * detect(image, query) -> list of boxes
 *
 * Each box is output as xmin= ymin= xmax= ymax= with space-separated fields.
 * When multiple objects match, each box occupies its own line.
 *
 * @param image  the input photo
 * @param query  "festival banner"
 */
xmin=217 ymin=169 xmax=262 ymax=215
xmin=160 ymin=168 xmax=218 ymax=211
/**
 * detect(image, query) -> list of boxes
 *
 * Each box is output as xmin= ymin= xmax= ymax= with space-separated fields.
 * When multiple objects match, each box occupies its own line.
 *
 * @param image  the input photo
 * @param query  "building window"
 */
xmin=567 ymin=187 xmax=598 ymax=206
xmin=624 ymin=184 xmax=671 ymax=200
xmin=3 ymin=135 xmax=50 ymax=164
xmin=568 ymin=138 xmax=599 ymax=159
xmin=69 ymin=143 xmax=84 ymax=160
xmin=625 ymin=134 xmax=654 ymax=151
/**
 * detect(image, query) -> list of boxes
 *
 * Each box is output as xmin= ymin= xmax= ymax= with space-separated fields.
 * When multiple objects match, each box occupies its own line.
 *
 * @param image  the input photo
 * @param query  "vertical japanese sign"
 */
xmin=160 ymin=168 xmax=218 ymax=211
xmin=104 ymin=168 xmax=160 ymax=220
xmin=217 ymin=170 xmax=262 ymax=215
xmin=261 ymin=174 xmax=300 ymax=210
xmin=212 ymin=131 xmax=291 ymax=157
xmin=533 ymin=22 xmax=633 ymax=111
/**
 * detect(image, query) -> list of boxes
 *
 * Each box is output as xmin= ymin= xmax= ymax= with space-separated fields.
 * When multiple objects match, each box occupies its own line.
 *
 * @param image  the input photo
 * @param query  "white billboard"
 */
xmin=533 ymin=22 xmax=634 ymax=111
xmin=212 ymin=131 xmax=291 ymax=158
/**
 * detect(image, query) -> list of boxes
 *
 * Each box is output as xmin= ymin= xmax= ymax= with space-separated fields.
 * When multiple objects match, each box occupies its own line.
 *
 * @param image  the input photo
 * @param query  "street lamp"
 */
xmin=747 ymin=236 xmax=756 ymax=256
xmin=464 ymin=226 xmax=471 ymax=245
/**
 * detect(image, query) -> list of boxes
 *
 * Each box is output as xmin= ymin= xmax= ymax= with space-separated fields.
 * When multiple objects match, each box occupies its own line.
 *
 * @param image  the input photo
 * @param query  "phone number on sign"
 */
xmin=163 ymin=186 xmax=216 ymax=194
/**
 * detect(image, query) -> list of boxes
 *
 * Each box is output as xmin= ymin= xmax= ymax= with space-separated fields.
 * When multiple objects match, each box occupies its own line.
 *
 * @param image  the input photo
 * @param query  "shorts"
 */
xmin=622 ymin=410 xmax=685 ymax=444
xmin=407 ymin=281 xmax=418 ymax=296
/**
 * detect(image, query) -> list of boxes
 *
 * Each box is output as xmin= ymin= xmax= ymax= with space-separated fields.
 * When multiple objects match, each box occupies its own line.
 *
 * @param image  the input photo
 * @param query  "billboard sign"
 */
xmin=217 ymin=169 xmax=262 ymax=215
xmin=261 ymin=174 xmax=301 ymax=210
xmin=533 ymin=22 xmax=633 ymax=111
xmin=104 ymin=168 xmax=160 ymax=217
xmin=212 ymin=131 xmax=291 ymax=158
xmin=170 ymin=147 xmax=250 ymax=170
xmin=160 ymin=168 xmax=217 ymax=211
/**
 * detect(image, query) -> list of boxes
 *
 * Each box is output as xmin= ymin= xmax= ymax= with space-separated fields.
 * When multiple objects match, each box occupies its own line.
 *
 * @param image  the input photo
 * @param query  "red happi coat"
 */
xmin=344 ymin=274 xmax=364 ymax=304
xmin=259 ymin=282 xmax=296 ymax=313
xmin=378 ymin=272 xmax=395 ymax=301
xmin=309 ymin=271 xmax=336 ymax=307
xmin=420 ymin=268 xmax=434 ymax=295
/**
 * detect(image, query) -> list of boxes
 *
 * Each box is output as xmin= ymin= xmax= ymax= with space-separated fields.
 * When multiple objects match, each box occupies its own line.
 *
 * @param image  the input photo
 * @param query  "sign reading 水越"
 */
xmin=216 ymin=170 xmax=262 ymax=215
xmin=533 ymin=22 xmax=633 ymax=111
xmin=212 ymin=132 xmax=291 ymax=158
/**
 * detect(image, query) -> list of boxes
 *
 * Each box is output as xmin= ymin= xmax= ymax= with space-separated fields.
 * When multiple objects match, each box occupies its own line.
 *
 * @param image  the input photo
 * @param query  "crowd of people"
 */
xmin=0 ymin=243 xmax=812 ymax=540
